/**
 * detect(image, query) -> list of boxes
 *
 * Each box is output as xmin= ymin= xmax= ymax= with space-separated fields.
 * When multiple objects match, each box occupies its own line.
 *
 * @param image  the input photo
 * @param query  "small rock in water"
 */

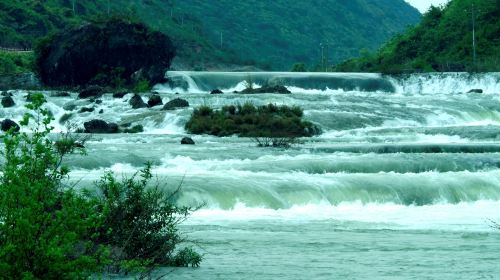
xmin=1 ymin=96 xmax=15 ymax=108
xmin=95 ymin=99 xmax=103 ymax=104
xmin=84 ymin=119 xmax=119 ymax=133
xmin=181 ymin=137 xmax=195 ymax=145
xmin=129 ymin=94 xmax=148 ymax=109
xmin=163 ymin=98 xmax=189 ymax=110
xmin=98 ymin=109 xmax=104 ymax=114
xmin=1 ymin=119 xmax=20 ymax=132
xmin=148 ymin=94 xmax=163 ymax=107
xmin=79 ymin=107 xmax=95 ymax=113
xmin=210 ymin=89 xmax=223 ymax=94
xmin=467 ymin=89 xmax=483 ymax=93
xmin=79 ymin=85 xmax=104 ymax=99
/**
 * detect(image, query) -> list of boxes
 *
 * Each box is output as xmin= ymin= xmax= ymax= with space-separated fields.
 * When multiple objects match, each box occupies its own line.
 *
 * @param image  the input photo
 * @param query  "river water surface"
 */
xmin=2 ymin=72 xmax=500 ymax=279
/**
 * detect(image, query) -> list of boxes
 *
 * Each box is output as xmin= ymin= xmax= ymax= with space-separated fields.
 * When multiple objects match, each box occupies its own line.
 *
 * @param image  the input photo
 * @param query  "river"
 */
xmin=1 ymin=71 xmax=500 ymax=279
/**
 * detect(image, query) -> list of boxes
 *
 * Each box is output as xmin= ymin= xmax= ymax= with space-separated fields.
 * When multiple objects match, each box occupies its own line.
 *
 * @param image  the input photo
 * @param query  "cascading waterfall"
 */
xmin=1 ymin=72 xmax=499 ymax=221
xmin=2 ymin=71 xmax=500 ymax=278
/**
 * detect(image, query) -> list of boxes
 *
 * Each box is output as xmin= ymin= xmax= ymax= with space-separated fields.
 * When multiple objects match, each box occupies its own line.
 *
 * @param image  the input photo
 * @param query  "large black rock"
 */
xmin=36 ymin=18 xmax=176 ymax=87
xmin=84 ymin=119 xmax=119 ymax=134
xmin=148 ymin=95 xmax=163 ymax=107
xmin=1 ymin=119 xmax=20 ymax=132
xmin=1 ymin=96 xmax=15 ymax=108
xmin=163 ymin=98 xmax=189 ymax=110
xmin=129 ymin=94 xmax=148 ymax=109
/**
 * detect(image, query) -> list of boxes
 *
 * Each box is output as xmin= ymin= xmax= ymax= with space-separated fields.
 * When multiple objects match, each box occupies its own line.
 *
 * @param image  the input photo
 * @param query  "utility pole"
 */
xmin=471 ymin=3 xmax=477 ymax=69
xmin=320 ymin=43 xmax=325 ymax=72
xmin=325 ymin=42 xmax=329 ymax=72
xmin=107 ymin=0 xmax=110 ymax=15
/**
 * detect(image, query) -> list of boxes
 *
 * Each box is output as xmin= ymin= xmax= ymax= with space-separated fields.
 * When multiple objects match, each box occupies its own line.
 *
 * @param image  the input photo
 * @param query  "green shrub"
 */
xmin=185 ymin=103 xmax=321 ymax=138
xmin=0 ymin=51 xmax=34 ymax=75
xmin=0 ymin=93 xmax=104 ymax=279
xmin=0 ymin=93 xmax=201 ymax=278
xmin=86 ymin=164 xmax=202 ymax=273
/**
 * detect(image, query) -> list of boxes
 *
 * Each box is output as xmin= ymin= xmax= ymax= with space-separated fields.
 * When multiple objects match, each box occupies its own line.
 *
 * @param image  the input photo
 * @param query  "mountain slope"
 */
xmin=172 ymin=0 xmax=421 ymax=70
xmin=0 ymin=0 xmax=239 ymax=69
xmin=335 ymin=0 xmax=500 ymax=73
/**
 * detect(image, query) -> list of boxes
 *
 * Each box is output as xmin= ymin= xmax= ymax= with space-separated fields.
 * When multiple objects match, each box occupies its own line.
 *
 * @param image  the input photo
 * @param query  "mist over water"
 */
xmin=2 ymin=72 xmax=500 ymax=279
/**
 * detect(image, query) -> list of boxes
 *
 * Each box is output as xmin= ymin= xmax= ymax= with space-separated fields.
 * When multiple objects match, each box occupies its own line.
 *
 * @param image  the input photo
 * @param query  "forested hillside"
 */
xmin=0 ymin=0 xmax=239 ymax=69
xmin=172 ymin=0 xmax=421 ymax=70
xmin=336 ymin=0 xmax=500 ymax=73
xmin=0 ymin=0 xmax=421 ymax=71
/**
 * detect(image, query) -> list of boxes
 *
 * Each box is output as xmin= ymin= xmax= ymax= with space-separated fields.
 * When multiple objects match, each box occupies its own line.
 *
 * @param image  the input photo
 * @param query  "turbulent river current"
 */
xmin=2 ymin=71 xmax=500 ymax=279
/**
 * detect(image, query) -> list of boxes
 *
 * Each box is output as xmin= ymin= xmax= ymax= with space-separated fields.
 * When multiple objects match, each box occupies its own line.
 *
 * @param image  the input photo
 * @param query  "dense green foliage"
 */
xmin=0 ymin=94 xmax=200 ymax=278
xmin=336 ymin=0 xmax=500 ymax=73
xmin=186 ymin=103 xmax=320 ymax=137
xmin=172 ymin=0 xmax=421 ymax=70
xmin=0 ymin=0 xmax=238 ymax=69
xmin=0 ymin=0 xmax=420 ymax=71
xmin=0 ymin=51 xmax=34 ymax=75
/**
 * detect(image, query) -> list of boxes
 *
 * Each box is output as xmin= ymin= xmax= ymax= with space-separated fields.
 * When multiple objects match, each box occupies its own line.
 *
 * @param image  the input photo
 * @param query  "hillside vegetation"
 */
xmin=0 ymin=0 xmax=239 ymax=71
xmin=172 ymin=0 xmax=421 ymax=70
xmin=336 ymin=0 xmax=500 ymax=73
xmin=0 ymin=0 xmax=420 ymax=72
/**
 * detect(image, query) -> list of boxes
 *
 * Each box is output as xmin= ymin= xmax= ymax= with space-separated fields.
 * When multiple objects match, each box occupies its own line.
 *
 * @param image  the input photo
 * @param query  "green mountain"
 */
xmin=171 ymin=0 xmax=421 ymax=70
xmin=0 ymin=0 xmax=239 ymax=69
xmin=336 ymin=0 xmax=500 ymax=73
xmin=0 ymin=0 xmax=421 ymax=71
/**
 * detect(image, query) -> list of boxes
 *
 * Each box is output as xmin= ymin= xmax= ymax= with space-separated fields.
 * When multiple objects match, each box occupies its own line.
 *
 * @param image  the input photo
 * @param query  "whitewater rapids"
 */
xmin=1 ymin=71 xmax=500 ymax=279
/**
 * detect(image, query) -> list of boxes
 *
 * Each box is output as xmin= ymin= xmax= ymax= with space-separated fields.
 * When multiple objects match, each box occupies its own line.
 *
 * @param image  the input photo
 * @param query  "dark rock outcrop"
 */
xmin=1 ymin=96 xmax=15 ymax=108
xmin=467 ymin=89 xmax=483 ymax=93
xmin=163 ymin=98 xmax=189 ymax=110
xmin=79 ymin=86 xmax=103 ymax=99
xmin=148 ymin=95 xmax=163 ymax=107
xmin=210 ymin=89 xmax=223 ymax=94
xmin=1 ymin=119 xmax=20 ymax=132
xmin=240 ymin=85 xmax=291 ymax=94
xmin=37 ymin=18 xmax=176 ymax=87
xmin=181 ymin=137 xmax=195 ymax=145
xmin=129 ymin=94 xmax=148 ymax=109
xmin=84 ymin=119 xmax=119 ymax=134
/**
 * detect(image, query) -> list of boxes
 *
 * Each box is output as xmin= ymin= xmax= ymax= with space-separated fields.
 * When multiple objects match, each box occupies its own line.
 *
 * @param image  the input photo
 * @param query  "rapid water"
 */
xmin=2 ymin=72 xmax=500 ymax=279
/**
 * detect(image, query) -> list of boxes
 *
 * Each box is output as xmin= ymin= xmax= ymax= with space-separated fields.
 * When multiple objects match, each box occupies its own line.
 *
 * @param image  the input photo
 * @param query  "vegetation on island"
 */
xmin=335 ymin=0 xmax=500 ymax=73
xmin=0 ymin=93 xmax=201 ymax=279
xmin=185 ymin=103 xmax=321 ymax=140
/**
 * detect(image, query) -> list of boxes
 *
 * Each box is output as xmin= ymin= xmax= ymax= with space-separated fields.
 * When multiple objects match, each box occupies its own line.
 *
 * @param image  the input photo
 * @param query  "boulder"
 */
xmin=163 ymin=98 xmax=189 ymax=110
xmin=79 ymin=85 xmax=104 ymax=99
xmin=1 ymin=119 xmax=20 ymax=132
xmin=37 ymin=18 xmax=176 ymax=87
xmin=1 ymin=96 xmax=15 ymax=108
xmin=210 ymin=89 xmax=223 ymax=94
xmin=1 ymin=91 xmax=12 ymax=97
xmin=240 ymin=85 xmax=291 ymax=94
xmin=84 ymin=119 xmax=119 ymax=133
xmin=181 ymin=137 xmax=195 ymax=145
xmin=79 ymin=107 xmax=95 ymax=113
xmin=467 ymin=89 xmax=483 ymax=93
xmin=129 ymin=94 xmax=148 ymax=109
xmin=148 ymin=95 xmax=163 ymax=107
xmin=63 ymin=102 xmax=77 ymax=111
